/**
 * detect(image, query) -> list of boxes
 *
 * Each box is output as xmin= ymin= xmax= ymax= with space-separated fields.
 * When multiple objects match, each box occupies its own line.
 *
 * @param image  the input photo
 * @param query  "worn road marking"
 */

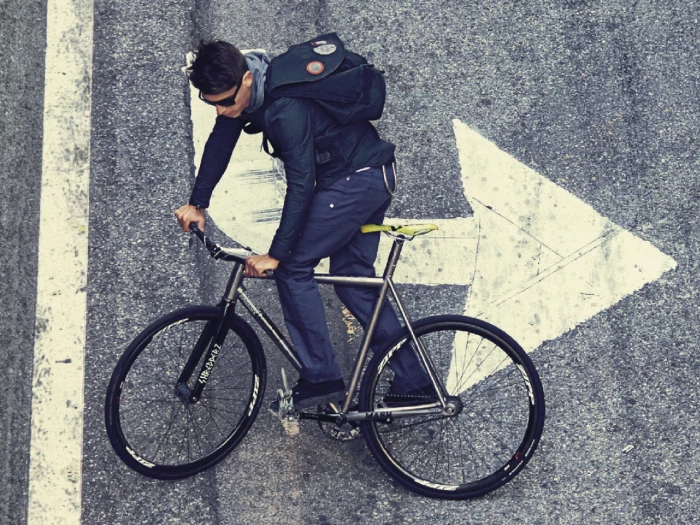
xmin=448 ymin=120 xmax=676 ymax=390
xmin=28 ymin=0 xmax=93 ymax=523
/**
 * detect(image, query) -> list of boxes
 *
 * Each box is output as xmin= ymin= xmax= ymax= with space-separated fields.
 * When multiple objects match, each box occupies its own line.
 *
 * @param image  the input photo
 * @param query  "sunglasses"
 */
xmin=199 ymin=82 xmax=242 ymax=107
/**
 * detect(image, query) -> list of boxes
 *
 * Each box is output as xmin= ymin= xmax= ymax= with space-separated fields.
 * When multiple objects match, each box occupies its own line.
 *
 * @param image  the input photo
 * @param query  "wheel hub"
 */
xmin=442 ymin=396 xmax=463 ymax=417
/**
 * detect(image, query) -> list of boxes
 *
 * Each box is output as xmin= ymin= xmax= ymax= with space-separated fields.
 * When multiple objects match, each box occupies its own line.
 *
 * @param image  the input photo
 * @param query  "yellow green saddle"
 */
xmin=360 ymin=223 xmax=438 ymax=237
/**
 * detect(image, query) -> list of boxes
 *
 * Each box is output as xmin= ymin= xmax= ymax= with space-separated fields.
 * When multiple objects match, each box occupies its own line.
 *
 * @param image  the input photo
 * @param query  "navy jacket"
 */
xmin=189 ymin=81 xmax=395 ymax=262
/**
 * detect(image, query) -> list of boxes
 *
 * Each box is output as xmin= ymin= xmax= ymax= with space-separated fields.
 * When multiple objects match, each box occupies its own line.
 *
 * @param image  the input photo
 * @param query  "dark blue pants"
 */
xmin=274 ymin=165 xmax=426 ymax=389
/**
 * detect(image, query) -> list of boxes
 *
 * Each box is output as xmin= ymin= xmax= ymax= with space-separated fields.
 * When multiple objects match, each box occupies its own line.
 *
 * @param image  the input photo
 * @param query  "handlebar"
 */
xmin=188 ymin=223 xmax=255 ymax=263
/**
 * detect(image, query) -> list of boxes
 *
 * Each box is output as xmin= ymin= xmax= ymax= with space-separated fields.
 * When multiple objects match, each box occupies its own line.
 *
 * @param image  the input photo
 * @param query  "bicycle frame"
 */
xmin=187 ymin=227 xmax=451 ymax=422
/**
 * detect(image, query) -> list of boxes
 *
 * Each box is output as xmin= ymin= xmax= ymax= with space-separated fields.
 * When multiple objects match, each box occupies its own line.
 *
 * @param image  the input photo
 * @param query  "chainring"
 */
xmin=316 ymin=402 xmax=362 ymax=442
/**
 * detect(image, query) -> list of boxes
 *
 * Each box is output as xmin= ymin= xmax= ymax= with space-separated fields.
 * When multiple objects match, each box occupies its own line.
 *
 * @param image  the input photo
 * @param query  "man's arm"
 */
xmin=189 ymin=115 xmax=244 ymax=209
xmin=264 ymin=98 xmax=316 ymax=261
xmin=175 ymin=115 xmax=244 ymax=231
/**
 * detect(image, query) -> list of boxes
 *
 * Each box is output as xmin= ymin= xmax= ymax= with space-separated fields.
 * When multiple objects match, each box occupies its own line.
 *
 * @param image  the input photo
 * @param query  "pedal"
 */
xmin=276 ymin=389 xmax=295 ymax=420
xmin=276 ymin=368 xmax=295 ymax=420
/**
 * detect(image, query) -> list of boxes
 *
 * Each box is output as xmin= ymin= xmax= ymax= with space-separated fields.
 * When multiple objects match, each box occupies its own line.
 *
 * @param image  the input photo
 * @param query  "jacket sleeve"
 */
xmin=264 ymin=99 xmax=316 ymax=261
xmin=189 ymin=115 xmax=244 ymax=209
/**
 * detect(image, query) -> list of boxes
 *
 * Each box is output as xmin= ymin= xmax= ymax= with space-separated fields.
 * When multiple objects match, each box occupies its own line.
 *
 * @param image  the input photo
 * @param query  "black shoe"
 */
xmin=270 ymin=378 xmax=346 ymax=411
xmin=383 ymin=382 xmax=439 ymax=407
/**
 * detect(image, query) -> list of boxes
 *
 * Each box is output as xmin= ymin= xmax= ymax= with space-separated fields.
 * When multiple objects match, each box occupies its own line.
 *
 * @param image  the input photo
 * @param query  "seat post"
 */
xmin=382 ymin=237 xmax=405 ymax=280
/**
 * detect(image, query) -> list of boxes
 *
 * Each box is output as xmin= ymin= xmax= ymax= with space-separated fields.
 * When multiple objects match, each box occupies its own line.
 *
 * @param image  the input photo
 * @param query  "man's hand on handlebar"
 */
xmin=245 ymin=253 xmax=279 ymax=277
xmin=175 ymin=204 xmax=206 ymax=232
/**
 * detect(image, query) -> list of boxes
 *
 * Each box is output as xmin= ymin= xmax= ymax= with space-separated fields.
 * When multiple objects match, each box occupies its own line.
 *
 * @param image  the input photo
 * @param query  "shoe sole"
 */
xmin=294 ymin=390 xmax=346 ymax=410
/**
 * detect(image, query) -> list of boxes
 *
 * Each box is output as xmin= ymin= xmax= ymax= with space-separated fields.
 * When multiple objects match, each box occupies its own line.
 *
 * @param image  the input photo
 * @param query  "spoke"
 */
xmin=201 ymin=401 xmax=227 ymax=440
xmin=431 ymin=418 xmax=448 ymax=482
xmin=185 ymin=407 xmax=207 ymax=458
xmin=463 ymin=365 xmax=519 ymax=399
xmin=187 ymin=406 xmax=216 ymax=454
xmin=152 ymin=377 xmax=182 ymax=390
xmin=176 ymin=321 xmax=187 ymax=363
xmin=464 ymin=378 xmax=523 ymax=401
xmin=457 ymin=420 xmax=468 ymax=484
xmin=150 ymin=400 xmax=184 ymax=463
xmin=381 ymin=416 xmax=443 ymax=471
xmin=454 ymin=334 xmax=483 ymax=395
xmin=458 ymin=423 xmax=493 ymax=475
xmin=173 ymin=420 xmax=189 ymax=464
xmin=490 ymin=432 xmax=515 ymax=463
xmin=454 ymin=343 xmax=506 ymax=394
xmin=454 ymin=415 xmax=516 ymax=472
xmin=445 ymin=421 xmax=452 ymax=481
xmin=197 ymin=398 xmax=241 ymax=429
xmin=404 ymin=418 xmax=449 ymax=471
xmin=206 ymin=363 xmax=250 ymax=386
xmin=185 ymin=410 xmax=192 ymax=463
xmin=465 ymin=393 xmax=528 ymax=415
xmin=454 ymin=409 xmax=526 ymax=434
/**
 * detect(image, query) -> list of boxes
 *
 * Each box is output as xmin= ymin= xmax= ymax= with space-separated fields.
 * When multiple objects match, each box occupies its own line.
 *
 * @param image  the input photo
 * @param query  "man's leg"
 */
xmin=274 ymin=167 xmax=396 ymax=386
xmin=274 ymin=260 xmax=342 ymax=383
xmin=329 ymin=173 xmax=431 ymax=392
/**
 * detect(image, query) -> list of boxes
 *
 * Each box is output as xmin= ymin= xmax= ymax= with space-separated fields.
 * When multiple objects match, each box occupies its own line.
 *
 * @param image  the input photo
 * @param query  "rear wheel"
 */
xmin=359 ymin=315 xmax=544 ymax=499
xmin=105 ymin=306 xmax=266 ymax=479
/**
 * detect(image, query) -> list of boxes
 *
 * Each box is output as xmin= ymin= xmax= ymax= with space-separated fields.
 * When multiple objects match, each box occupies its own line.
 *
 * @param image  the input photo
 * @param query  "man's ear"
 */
xmin=243 ymin=71 xmax=253 ymax=86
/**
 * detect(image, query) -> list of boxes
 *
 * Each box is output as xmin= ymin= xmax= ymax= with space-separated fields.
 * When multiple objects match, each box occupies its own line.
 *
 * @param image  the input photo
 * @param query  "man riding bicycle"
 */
xmin=175 ymin=35 xmax=431 ymax=409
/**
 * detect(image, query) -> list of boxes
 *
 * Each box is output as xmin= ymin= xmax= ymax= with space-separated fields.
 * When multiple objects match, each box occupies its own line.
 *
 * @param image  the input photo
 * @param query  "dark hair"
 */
xmin=187 ymin=40 xmax=248 ymax=95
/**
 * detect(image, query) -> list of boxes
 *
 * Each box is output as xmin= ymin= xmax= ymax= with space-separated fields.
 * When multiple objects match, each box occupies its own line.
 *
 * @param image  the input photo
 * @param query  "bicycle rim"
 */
xmin=360 ymin=316 xmax=544 ymax=499
xmin=105 ymin=307 xmax=265 ymax=479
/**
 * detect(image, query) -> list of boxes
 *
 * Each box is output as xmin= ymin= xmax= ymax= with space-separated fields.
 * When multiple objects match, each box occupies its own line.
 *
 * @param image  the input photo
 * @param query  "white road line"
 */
xmin=28 ymin=0 xmax=93 ymax=523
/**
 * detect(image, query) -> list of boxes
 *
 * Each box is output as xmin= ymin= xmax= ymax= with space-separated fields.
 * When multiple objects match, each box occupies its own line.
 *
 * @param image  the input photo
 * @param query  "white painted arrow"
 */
xmin=453 ymin=119 xmax=676 ymax=345
xmin=446 ymin=120 xmax=677 ymax=390
xmin=188 ymin=86 xmax=677 ymax=374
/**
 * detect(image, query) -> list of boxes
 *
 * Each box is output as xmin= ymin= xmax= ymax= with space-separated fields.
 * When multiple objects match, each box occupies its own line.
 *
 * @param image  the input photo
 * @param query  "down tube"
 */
xmin=238 ymin=290 xmax=303 ymax=372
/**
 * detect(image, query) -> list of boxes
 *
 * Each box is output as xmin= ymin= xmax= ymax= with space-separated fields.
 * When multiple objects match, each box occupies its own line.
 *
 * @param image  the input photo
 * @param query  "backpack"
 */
xmin=264 ymin=32 xmax=387 ymax=125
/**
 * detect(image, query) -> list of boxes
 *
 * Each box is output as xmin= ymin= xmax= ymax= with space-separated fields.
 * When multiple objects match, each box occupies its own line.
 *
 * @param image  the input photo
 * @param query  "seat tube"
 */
xmin=342 ymin=239 xmax=405 ymax=413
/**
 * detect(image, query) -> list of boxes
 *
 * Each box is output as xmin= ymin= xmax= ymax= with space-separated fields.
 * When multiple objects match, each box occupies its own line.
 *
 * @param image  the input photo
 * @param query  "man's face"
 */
xmin=202 ymin=71 xmax=253 ymax=118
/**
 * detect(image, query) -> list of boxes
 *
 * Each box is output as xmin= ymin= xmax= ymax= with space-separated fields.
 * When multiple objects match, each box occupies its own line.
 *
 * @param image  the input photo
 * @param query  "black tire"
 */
xmin=105 ymin=306 xmax=266 ymax=479
xmin=359 ymin=315 xmax=544 ymax=499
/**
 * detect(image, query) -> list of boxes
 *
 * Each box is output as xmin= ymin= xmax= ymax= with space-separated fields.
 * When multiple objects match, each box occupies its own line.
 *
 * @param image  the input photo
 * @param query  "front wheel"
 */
xmin=359 ymin=315 xmax=545 ymax=499
xmin=105 ymin=306 xmax=267 ymax=479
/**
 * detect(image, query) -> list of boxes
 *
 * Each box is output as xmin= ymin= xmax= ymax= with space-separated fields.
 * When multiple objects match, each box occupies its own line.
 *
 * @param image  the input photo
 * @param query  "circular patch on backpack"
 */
xmin=306 ymin=61 xmax=325 ymax=75
xmin=313 ymin=43 xmax=337 ymax=55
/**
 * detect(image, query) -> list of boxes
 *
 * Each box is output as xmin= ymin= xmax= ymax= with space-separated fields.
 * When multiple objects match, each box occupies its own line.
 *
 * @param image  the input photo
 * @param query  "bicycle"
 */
xmin=105 ymin=222 xmax=545 ymax=499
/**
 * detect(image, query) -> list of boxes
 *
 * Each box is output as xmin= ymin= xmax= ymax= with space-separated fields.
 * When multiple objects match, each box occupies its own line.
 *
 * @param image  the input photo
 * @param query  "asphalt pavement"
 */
xmin=0 ymin=1 xmax=47 ymax=523
xmin=2 ymin=0 xmax=699 ymax=524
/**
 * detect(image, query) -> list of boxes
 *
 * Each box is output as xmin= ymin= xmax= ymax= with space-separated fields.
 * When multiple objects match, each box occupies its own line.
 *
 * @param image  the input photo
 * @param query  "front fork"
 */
xmin=174 ymin=301 xmax=235 ymax=404
xmin=175 ymin=260 xmax=248 ymax=403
